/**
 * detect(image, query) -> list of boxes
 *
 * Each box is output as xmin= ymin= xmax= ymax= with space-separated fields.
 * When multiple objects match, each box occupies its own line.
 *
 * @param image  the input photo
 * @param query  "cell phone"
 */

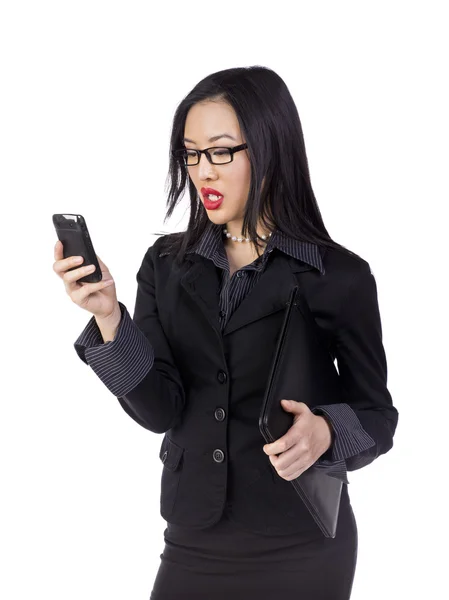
xmin=52 ymin=213 xmax=102 ymax=284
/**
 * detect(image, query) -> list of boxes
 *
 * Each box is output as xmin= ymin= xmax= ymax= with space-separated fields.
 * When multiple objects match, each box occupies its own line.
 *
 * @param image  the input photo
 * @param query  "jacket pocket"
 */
xmin=159 ymin=436 xmax=185 ymax=518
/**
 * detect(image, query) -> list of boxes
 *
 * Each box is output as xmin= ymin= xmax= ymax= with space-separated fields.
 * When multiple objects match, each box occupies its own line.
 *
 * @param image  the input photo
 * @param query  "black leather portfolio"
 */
xmin=259 ymin=285 xmax=343 ymax=538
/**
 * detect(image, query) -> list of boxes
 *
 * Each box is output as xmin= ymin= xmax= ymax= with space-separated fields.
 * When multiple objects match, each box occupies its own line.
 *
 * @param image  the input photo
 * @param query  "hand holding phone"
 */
xmin=52 ymin=213 xmax=120 ymax=320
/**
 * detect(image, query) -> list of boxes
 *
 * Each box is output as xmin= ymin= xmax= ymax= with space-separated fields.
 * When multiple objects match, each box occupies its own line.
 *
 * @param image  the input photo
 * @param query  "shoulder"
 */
xmin=156 ymin=231 xmax=186 ymax=257
xmin=292 ymin=244 xmax=378 ymax=346
xmin=306 ymin=244 xmax=377 ymax=317
xmin=321 ymin=244 xmax=374 ymax=285
xmin=140 ymin=231 xmax=186 ymax=262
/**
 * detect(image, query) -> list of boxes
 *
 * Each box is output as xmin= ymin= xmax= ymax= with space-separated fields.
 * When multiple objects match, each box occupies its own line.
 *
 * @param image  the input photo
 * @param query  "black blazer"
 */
xmin=113 ymin=235 xmax=398 ymax=535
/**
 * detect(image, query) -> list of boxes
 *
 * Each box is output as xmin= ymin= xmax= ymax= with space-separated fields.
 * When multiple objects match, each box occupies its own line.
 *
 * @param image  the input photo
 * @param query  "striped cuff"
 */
xmin=311 ymin=403 xmax=376 ymax=484
xmin=73 ymin=301 xmax=155 ymax=398
xmin=312 ymin=403 xmax=375 ymax=461
xmin=73 ymin=307 xmax=116 ymax=364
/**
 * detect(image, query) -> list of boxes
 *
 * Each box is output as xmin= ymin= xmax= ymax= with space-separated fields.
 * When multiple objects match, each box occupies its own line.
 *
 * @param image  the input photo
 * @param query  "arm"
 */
xmin=73 ymin=242 xmax=186 ymax=433
xmin=311 ymin=262 xmax=398 ymax=480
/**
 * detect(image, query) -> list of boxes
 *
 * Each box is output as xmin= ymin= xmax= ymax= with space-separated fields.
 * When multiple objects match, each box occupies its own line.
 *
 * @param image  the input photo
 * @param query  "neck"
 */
xmin=223 ymin=231 xmax=271 ymax=258
xmin=224 ymin=222 xmax=272 ymax=241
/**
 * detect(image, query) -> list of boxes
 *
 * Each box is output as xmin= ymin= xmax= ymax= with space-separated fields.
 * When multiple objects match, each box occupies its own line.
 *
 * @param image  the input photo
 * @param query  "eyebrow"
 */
xmin=183 ymin=133 xmax=237 ymax=144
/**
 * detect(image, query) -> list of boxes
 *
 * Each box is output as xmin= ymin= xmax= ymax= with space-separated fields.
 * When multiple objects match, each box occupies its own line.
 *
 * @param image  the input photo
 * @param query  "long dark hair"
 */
xmin=153 ymin=65 xmax=354 ymax=265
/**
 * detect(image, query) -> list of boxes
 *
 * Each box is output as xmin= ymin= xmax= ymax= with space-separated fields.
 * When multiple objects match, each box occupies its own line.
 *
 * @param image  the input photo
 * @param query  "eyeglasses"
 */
xmin=172 ymin=143 xmax=248 ymax=166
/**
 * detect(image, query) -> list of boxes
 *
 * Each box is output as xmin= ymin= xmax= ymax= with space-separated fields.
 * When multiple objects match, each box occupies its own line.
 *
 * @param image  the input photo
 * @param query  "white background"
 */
xmin=1 ymin=1 xmax=447 ymax=598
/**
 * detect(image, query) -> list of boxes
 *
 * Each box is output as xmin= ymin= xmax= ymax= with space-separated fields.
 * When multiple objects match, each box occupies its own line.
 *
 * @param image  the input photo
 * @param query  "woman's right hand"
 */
xmin=53 ymin=239 xmax=119 ymax=320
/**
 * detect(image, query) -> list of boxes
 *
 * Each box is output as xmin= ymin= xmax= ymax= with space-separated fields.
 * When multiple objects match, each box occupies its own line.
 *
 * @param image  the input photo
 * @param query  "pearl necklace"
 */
xmin=223 ymin=228 xmax=273 ymax=243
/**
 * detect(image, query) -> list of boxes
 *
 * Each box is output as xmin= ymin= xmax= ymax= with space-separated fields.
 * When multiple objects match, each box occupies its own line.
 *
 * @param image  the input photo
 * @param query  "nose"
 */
xmin=198 ymin=152 xmax=217 ymax=180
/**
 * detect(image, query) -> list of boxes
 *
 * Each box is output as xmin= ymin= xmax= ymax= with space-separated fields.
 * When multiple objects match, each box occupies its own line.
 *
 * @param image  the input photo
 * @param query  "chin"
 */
xmin=206 ymin=214 xmax=228 ymax=225
xmin=203 ymin=208 xmax=230 ymax=225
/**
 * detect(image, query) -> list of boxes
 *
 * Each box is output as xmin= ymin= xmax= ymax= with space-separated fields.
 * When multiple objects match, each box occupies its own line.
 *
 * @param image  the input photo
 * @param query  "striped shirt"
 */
xmin=74 ymin=221 xmax=376 ymax=484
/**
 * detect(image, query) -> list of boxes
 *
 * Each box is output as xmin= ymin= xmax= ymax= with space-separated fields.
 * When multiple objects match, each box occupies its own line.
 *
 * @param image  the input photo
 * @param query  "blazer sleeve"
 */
xmin=73 ymin=242 xmax=186 ymax=434
xmin=311 ymin=261 xmax=398 ymax=480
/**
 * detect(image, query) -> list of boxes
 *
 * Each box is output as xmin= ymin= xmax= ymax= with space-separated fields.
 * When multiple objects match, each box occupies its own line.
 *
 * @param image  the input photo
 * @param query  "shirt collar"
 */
xmin=187 ymin=220 xmax=325 ymax=274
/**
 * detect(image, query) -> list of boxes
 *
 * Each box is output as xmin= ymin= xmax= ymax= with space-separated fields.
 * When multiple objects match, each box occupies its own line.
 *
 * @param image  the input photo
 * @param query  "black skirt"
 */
xmin=149 ymin=496 xmax=358 ymax=600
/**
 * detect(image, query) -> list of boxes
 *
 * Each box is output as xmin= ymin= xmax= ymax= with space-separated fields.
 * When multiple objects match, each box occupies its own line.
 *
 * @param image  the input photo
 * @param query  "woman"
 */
xmin=53 ymin=66 xmax=398 ymax=599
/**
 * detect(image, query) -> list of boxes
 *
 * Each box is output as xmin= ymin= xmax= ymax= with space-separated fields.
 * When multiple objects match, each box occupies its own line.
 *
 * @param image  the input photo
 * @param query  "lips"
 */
xmin=201 ymin=187 xmax=224 ymax=199
xmin=201 ymin=187 xmax=225 ymax=210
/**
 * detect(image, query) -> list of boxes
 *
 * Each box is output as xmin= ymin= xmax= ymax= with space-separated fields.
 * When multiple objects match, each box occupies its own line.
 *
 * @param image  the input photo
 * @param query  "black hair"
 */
xmin=152 ymin=65 xmax=355 ymax=265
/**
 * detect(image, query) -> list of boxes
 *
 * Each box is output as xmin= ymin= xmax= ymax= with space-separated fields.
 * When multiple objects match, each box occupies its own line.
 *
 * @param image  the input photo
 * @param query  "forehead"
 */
xmin=184 ymin=101 xmax=240 ymax=142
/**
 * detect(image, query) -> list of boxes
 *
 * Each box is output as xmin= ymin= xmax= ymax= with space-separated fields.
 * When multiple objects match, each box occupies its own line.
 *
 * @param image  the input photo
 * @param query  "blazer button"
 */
xmin=214 ymin=407 xmax=226 ymax=421
xmin=213 ymin=449 xmax=225 ymax=463
xmin=217 ymin=370 xmax=227 ymax=383
xmin=161 ymin=451 xmax=168 ymax=463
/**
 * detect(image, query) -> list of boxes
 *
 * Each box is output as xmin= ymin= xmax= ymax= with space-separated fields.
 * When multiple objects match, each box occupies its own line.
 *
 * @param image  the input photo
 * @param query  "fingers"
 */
xmin=53 ymin=239 xmax=96 ymax=296
xmin=53 ymin=240 xmax=84 ymax=275
xmin=70 ymin=277 xmax=115 ymax=305
xmin=269 ymin=452 xmax=307 ymax=481
xmin=54 ymin=240 xmax=62 ymax=260
xmin=53 ymin=238 xmax=116 ymax=316
xmin=53 ymin=253 xmax=84 ymax=278
xmin=63 ymin=263 xmax=96 ymax=285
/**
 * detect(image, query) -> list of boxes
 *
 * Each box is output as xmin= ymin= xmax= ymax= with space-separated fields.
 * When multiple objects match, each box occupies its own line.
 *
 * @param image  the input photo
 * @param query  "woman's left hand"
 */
xmin=262 ymin=400 xmax=333 ymax=481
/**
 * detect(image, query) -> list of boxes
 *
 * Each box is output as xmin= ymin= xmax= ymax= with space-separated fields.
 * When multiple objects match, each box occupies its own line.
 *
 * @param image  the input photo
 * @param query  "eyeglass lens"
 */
xmin=184 ymin=147 xmax=232 ymax=165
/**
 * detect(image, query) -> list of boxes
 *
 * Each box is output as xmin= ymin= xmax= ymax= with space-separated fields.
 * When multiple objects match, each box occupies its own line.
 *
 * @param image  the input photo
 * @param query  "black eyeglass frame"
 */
xmin=172 ymin=143 xmax=248 ymax=166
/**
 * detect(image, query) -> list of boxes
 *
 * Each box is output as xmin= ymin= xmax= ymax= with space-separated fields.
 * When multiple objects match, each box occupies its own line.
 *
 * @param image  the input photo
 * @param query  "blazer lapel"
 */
xmin=223 ymin=252 xmax=313 ymax=335
xmin=179 ymin=253 xmax=222 ymax=339
xmin=179 ymin=250 xmax=314 ymax=339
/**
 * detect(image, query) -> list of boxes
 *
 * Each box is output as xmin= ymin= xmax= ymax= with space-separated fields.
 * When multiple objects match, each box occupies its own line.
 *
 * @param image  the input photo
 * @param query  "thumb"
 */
xmin=281 ymin=399 xmax=295 ymax=409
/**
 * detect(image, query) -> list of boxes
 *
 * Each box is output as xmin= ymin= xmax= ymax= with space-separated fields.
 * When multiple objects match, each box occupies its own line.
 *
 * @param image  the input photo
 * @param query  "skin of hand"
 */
xmin=263 ymin=400 xmax=333 ymax=481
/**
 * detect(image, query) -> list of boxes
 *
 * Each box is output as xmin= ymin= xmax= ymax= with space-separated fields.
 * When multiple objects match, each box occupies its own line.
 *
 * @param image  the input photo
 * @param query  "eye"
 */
xmin=212 ymin=148 xmax=231 ymax=156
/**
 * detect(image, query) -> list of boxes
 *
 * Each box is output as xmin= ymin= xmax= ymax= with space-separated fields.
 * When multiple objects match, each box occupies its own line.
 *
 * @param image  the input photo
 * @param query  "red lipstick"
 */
xmin=201 ymin=187 xmax=224 ymax=210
